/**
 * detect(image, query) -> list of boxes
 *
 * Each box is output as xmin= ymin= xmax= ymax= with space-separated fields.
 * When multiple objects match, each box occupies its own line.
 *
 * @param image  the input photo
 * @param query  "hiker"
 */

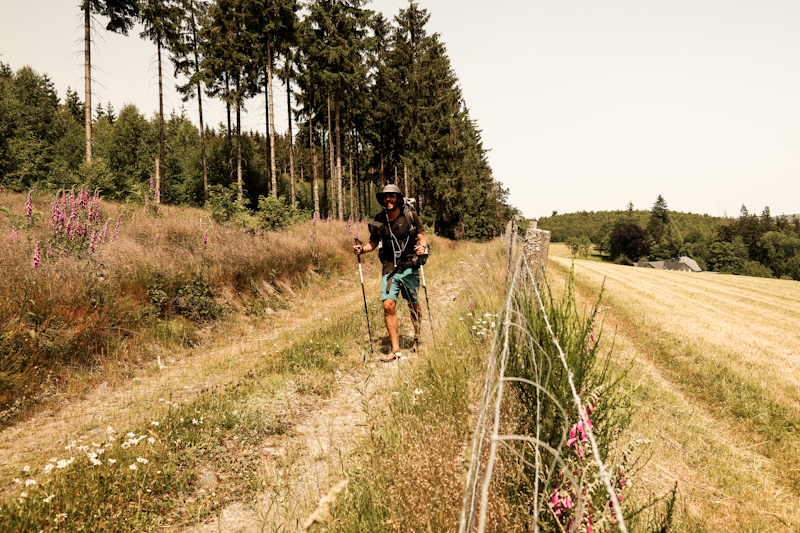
xmin=353 ymin=184 xmax=428 ymax=362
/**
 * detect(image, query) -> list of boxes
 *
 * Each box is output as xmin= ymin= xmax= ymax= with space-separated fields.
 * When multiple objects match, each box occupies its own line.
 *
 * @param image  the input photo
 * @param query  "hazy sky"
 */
xmin=2 ymin=1 xmax=799 ymax=219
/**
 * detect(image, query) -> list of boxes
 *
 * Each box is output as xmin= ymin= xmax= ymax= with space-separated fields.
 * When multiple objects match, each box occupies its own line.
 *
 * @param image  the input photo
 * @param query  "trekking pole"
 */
xmin=419 ymin=264 xmax=437 ymax=348
xmin=355 ymin=238 xmax=374 ymax=361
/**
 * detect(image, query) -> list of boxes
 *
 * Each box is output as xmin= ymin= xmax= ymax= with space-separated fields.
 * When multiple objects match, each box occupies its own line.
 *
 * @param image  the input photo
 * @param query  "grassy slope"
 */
xmin=548 ymin=243 xmax=800 ymax=532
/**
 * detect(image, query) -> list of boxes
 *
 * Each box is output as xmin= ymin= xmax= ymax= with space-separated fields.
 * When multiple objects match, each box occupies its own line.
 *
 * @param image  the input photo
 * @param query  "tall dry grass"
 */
xmin=0 ymin=190 xmax=378 ymax=423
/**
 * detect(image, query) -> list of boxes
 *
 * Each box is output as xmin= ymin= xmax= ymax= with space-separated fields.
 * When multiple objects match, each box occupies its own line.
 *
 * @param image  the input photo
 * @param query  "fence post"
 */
xmin=154 ymin=156 xmax=161 ymax=205
xmin=523 ymin=220 xmax=551 ymax=289
xmin=505 ymin=215 xmax=520 ymax=281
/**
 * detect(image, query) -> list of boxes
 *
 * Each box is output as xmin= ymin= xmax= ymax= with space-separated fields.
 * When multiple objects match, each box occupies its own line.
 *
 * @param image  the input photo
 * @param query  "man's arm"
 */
xmin=353 ymin=239 xmax=379 ymax=255
xmin=414 ymin=232 xmax=428 ymax=255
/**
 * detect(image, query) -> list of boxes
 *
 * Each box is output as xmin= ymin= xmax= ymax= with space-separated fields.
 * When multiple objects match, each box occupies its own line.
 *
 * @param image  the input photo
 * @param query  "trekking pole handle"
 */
xmin=354 ymin=238 xmax=364 ymax=283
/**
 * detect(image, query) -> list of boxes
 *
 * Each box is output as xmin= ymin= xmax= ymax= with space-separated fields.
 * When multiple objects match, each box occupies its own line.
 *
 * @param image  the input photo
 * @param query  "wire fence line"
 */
xmin=458 ymin=228 xmax=629 ymax=533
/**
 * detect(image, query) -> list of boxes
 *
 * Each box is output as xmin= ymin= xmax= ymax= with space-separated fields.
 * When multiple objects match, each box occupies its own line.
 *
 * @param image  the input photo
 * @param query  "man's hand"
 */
xmin=353 ymin=243 xmax=363 ymax=255
xmin=414 ymin=242 xmax=427 ymax=255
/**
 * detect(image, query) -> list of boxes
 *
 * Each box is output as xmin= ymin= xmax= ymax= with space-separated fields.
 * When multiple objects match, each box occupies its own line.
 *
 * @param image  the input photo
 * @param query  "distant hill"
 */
xmin=535 ymin=210 xmax=722 ymax=243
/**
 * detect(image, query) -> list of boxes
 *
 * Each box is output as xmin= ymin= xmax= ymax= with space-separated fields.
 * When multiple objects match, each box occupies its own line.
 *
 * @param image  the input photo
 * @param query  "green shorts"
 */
xmin=382 ymin=268 xmax=419 ymax=304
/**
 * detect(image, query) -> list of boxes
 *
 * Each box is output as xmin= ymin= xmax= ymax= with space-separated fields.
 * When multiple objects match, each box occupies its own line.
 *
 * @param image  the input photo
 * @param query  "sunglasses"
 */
xmin=382 ymin=193 xmax=399 ymax=199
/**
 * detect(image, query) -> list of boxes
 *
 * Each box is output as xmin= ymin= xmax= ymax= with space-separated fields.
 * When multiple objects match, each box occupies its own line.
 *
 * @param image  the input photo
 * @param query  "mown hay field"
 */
xmin=548 ymin=243 xmax=800 ymax=532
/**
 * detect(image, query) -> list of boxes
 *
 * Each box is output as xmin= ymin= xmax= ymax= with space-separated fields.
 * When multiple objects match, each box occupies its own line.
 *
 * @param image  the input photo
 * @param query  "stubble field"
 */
xmin=548 ymin=243 xmax=800 ymax=532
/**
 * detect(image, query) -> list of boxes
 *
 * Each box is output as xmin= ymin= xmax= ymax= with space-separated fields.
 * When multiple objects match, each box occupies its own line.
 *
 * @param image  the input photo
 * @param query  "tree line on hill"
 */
xmin=0 ymin=0 xmax=515 ymax=240
xmin=538 ymin=196 xmax=800 ymax=280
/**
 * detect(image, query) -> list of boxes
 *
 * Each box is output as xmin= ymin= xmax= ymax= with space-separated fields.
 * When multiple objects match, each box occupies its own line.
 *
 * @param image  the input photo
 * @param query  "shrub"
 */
xmin=205 ymin=184 xmax=248 ymax=225
xmin=256 ymin=195 xmax=305 ymax=231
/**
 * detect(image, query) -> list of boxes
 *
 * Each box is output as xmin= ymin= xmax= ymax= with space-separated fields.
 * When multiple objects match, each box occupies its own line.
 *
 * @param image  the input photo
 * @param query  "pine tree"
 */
xmin=138 ymin=0 xmax=183 ymax=203
xmin=172 ymin=0 xmax=211 ymax=202
xmin=247 ymin=0 xmax=297 ymax=198
xmin=81 ymin=0 xmax=138 ymax=164
xmin=200 ymin=0 xmax=259 ymax=201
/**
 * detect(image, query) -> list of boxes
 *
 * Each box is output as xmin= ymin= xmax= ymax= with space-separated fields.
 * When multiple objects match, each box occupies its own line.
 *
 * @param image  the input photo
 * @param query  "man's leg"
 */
xmin=383 ymin=298 xmax=401 ymax=353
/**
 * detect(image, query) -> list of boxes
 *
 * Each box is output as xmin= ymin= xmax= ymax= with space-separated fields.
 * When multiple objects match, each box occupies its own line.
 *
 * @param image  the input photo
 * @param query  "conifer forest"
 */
xmin=0 ymin=0 xmax=516 ymax=240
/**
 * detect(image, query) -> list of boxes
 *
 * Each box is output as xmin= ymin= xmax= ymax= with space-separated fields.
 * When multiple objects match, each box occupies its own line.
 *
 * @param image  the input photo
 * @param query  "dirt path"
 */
xmin=0 ymin=246 xmax=482 ymax=532
xmin=182 ymin=257 xmax=477 ymax=532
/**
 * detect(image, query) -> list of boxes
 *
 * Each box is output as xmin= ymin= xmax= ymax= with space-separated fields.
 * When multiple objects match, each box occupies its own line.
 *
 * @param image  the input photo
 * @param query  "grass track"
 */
xmin=548 ymin=244 xmax=800 ymax=532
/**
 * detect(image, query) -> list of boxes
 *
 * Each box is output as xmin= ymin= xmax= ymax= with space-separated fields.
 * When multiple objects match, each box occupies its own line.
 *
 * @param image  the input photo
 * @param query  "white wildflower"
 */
xmin=108 ymin=459 xmax=117 ymax=464
xmin=54 ymin=512 xmax=67 ymax=523
xmin=43 ymin=493 xmax=55 ymax=503
xmin=43 ymin=464 xmax=54 ymax=474
xmin=22 ymin=465 xmax=30 ymax=473
xmin=137 ymin=457 xmax=149 ymax=464
xmin=129 ymin=464 xmax=137 ymax=471
xmin=12 ymin=478 xmax=20 ymax=484
xmin=147 ymin=437 xmax=155 ymax=444
xmin=151 ymin=421 xmax=159 ymax=426
xmin=24 ymin=479 xmax=36 ymax=487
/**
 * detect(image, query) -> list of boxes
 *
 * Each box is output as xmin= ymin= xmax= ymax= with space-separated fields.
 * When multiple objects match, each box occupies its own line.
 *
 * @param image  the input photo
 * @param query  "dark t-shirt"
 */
xmin=374 ymin=208 xmax=422 ymax=275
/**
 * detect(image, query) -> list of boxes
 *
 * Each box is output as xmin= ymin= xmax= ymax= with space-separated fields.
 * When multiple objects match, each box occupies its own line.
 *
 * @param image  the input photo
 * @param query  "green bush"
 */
xmin=256 ymin=195 xmax=306 ymax=231
xmin=205 ymin=184 xmax=248 ymax=225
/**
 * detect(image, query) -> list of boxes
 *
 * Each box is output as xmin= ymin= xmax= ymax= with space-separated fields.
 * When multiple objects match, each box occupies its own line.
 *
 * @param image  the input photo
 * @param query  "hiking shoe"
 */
xmin=380 ymin=351 xmax=401 ymax=362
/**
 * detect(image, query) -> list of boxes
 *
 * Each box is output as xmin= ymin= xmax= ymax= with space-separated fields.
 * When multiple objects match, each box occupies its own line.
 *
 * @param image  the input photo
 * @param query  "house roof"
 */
xmin=677 ymin=256 xmax=702 ymax=272
xmin=634 ymin=257 xmax=702 ymax=272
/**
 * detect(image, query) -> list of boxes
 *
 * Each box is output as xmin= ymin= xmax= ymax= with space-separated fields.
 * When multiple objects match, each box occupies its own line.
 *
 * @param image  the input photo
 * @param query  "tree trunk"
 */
xmin=190 ymin=12 xmax=208 ymax=203
xmin=264 ymin=68 xmax=271 ymax=195
xmin=322 ymin=130 xmax=328 ymax=218
xmin=157 ymin=40 xmax=165 ymax=204
xmin=380 ymin=149 xmax=385 ymax=188
xmin=403 ymin=163 xmax=409 ymax=199
xmin=286 ymin=54 xmax=296 ymax=207
xmin=348 ymin=128 xmax=354 ymax=219
xmin=327 ymin=92 xmax=336 ymax=218
xmin=236 ymin=97 xmax=243 ymax=202
xmin=226 ymin=73 xmax=233 ymax=184
xmin=311 ymin=117 xmax=319 ymax=218
xmin=267 ymin=39 xmax=277 ymax=198
xmin=334 ymin=92 xmax=343 ymax=221
xmin=84 ymin=4 xmax=92 ymax=163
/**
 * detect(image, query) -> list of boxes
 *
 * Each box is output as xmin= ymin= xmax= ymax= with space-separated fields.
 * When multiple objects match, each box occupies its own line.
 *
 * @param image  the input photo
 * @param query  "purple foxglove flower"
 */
xmin=25 ymin=192 xmax=32 ymax=224
xmin=202 ymin=230 xmax=208 ymax=246
xmin=32 ymin=243 xmax=41 ymax=269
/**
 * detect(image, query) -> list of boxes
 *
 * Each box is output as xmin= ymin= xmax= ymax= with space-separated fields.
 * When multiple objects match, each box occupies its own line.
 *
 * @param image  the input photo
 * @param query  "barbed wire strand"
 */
xmin=458 ymin=247 xmax=525 ymax=533
xmin=523 ymin=257 xmax=629 ymax=533
xmin=459 ymin=233 xmax=629 ymax=532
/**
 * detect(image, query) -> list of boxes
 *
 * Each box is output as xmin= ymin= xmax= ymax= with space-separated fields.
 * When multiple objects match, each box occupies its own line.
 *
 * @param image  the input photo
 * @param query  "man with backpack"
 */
xmin=353 ymin=184 xmax=428 ymax=362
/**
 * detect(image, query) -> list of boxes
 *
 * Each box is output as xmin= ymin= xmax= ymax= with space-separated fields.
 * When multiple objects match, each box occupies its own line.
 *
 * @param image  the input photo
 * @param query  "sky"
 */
xmin=2 ymin=0 xmax=799 ymax=219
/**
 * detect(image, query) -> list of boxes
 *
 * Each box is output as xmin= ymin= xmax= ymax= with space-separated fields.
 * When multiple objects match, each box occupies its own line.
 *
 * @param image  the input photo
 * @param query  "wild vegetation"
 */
xmin=0 ymin=188 xmax=367 ymax=423
xmin=538 ymin=195 xmax=800 ymax=280
xmin=549 ymin=243 xmax=800 ymax=531
xmin=0 ymin=1 xmax=516 ymax=240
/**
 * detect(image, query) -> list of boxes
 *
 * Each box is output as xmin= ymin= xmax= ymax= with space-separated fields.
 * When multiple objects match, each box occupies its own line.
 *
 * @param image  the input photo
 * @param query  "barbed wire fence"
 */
xmin=458 ymin=218 xmax=630 ymax=533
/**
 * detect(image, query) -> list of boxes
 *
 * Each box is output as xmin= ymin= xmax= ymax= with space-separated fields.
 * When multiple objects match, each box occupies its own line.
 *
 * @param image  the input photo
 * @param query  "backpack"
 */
xmin=368 ymin=198 xmax=429 ymax=268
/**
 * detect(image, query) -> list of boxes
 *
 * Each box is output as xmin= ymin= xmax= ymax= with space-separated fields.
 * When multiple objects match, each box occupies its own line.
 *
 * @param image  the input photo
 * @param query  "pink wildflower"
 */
xmin=25 ymin=192 xmax=33 ymax=224
xmin=101 ymin=220 xmax=109 ymax=242
xmin=32 ymin=243 xmax=41 ymax=269
xmin=111 ymin=215 xmax=120 ymax=242
xmin=8 ymin=227 xmax=18 ymax=243
xmin=89 ymin=231 xmax=96 ymax=253
xmin=149 ymin=176 xmax=154 ymax=191
xmin=202 ymin=230 xmax=208 ymax=246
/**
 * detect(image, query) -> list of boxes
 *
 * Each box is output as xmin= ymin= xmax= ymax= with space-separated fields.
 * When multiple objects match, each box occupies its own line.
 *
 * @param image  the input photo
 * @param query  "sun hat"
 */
xmin=376 ymin=183 xmax=403 ymax=205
